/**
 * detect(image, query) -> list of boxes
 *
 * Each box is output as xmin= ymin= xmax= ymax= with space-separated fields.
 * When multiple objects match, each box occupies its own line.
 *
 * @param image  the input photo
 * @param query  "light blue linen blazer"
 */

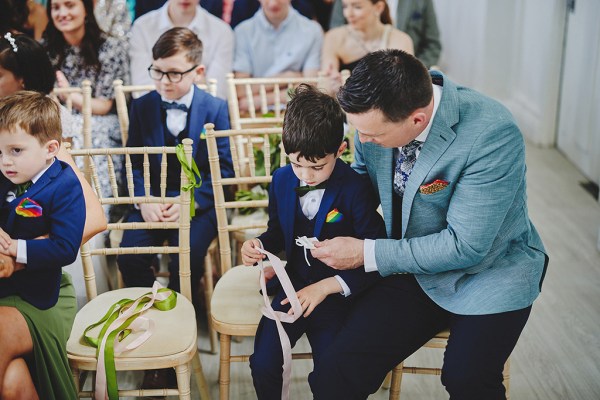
xmin=353 ymin=71 xmax=547 ymax=315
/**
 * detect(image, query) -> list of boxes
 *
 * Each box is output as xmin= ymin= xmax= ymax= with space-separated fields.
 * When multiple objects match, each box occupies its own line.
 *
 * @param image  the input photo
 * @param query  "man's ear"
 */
xmin=46 ymin=139 xmax=60 ymax=159
xmin=336 ymin=140 xmax=348 ymax=157
xmin=411 ymin=110 xmax=428 ymax=129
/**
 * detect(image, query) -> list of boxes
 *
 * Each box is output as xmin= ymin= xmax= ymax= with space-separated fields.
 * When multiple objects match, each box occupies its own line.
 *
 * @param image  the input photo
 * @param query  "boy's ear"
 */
xmin=45 ymin=139 xmax=60 ymax=159
xmin=194 ymin=64 xmax=206 ymax=82
xmin=336 ymin=140 xmax=348 ymax=157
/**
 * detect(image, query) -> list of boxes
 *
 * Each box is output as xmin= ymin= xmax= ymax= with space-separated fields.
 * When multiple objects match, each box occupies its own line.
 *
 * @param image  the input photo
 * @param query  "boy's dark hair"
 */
xmin=337 ymin=49 xmax=433 ymax=122
xmin=152 ymin=27 xmax=203 ymax=64
xmin=44 ymin=0 xmax=105 ymax=72
xmin=0 ymin=91 xmax=62 ymax=144
xmin=283 ymin=84 xmax=345 ymax=162
xmin=0 ymin=33 xmax=56 ymax=95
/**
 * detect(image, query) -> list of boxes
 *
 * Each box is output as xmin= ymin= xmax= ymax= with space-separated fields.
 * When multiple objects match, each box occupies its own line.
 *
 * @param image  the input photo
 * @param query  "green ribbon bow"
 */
xmin=83 ymin=287 xmax=177 ymax=400
xmin=176 ymin=144 xmax=202 ymax=218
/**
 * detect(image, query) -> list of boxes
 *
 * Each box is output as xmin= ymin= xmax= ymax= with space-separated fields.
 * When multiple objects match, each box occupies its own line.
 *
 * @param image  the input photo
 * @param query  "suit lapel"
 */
xmin=148 ymin=92 xmax=165 ymax=146
xmin=313 ymin=159 xmax=344 ymax=238
xmin=5 ymin=159 xmax=61 ymax=229
xmin=367 ymin=144 xmax=394 ymax=237
xmin=401 ymin=72 xmax=459 ymax=236
xmin=188 ymin=87 xmax=208 ymax=159
xmin=281 ymin=170 xmax=298 ymax=256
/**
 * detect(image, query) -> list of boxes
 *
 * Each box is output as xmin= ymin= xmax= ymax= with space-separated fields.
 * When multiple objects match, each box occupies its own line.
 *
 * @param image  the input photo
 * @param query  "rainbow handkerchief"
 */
xmin=199 ymin=128 xmax=206 ymax=140
xmin=325 ymin=208 xmax=343 ymax=223
xmin=16 ymin=198 xmax=43 ymax=218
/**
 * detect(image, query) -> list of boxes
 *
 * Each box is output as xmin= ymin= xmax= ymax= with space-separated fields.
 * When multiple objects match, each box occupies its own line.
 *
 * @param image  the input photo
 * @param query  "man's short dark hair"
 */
xmin=152 ymin=27 xmax=203 ymax=64
xmin=283 ymin=84 xmax=345 ymax=162
xmin=337 ymin=49 xmax=433 ymax=122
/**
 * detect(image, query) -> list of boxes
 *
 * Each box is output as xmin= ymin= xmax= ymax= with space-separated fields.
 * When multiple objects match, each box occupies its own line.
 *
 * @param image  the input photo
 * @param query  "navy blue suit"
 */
xmin=250 ymin=159 xmax=385 ymax=399
xmin=117 ymin=87 xmax=234 ymax=292
xmin=0 ymin=160 xmax=85 ymax=310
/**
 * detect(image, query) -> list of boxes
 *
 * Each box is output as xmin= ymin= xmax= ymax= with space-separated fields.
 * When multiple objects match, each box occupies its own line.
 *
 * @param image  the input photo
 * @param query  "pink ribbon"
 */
xmin=256 ymin=247 xmax=303 ymax=400
xmin=94 ymin=282 xmax=173 ymax=400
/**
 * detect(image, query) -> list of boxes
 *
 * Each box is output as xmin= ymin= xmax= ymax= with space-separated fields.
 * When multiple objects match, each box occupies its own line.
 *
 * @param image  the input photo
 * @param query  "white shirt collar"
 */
xmin=158 ymin=4 xmax=205 ymax=31
xmin=257 ymin=7 xmax=295 ymax=31
xmin=32 ymin=158 xmax=56 ymax=184
xmin=414 ymin=83 xmax=442 ymax=143
xmin=161 ymin=85 xmax=195 ymax=108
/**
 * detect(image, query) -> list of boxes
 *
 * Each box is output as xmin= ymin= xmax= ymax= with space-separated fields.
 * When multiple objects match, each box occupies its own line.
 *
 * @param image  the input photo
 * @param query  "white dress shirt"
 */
xmin=129 ymin=4 xmax=233 ymax=99
xmin=162 ymin=86 xmax=194 ymax=136
xmin=364 ymin=84 xmax=443 ymax=272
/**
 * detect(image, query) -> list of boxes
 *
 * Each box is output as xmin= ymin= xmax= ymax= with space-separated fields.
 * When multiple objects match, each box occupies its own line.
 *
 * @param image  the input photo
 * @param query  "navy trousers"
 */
xmin=117 ymin=208 xmax=217 ymax=292
xmin=250 ymin=286 xmax=351 ymax=400
xmin=309 ymin=274 xmax=531 ymax=400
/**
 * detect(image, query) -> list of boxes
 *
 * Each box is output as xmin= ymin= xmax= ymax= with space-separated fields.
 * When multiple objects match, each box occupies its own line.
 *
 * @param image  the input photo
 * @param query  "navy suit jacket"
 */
xmin=0 ymin=160 xmax=85 ymax=309
xmin=258 ymin=159 xmax=386 ymax=296
xmin=127 ymin=86 xmax=234 ymax=211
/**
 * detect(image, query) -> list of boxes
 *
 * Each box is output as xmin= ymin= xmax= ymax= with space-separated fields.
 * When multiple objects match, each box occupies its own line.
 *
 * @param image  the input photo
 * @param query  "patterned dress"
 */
xmin=48 ymin=35 xmax=129 ymax=201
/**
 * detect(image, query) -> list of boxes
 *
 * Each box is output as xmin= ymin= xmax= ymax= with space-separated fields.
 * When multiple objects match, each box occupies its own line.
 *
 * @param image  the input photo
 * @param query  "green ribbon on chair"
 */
xmin=176 ymin=144 xmax=202 ymax=218
xmin=83 ymin=285 xmax=177 ymax=400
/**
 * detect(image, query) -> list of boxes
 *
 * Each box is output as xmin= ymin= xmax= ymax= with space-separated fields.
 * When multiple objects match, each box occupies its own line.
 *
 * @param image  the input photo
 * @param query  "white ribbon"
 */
xmin=95 ymin=281 xmax=171 ymax=400
xmin=256 ymin=247 xmax=303 ymax=400
xmin=294 ymin=236 xmax=318 ymax=266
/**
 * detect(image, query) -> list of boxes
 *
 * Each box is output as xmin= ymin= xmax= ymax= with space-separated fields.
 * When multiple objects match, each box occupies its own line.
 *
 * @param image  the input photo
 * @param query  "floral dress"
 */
xmin=48 ymin=35 xmax=129 ymax=201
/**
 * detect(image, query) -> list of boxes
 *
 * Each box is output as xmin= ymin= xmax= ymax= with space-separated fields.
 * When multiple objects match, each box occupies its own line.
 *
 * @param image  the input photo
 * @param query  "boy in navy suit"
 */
xmin=241 ymin=84 xmax=386 ymax=399
xmin=117 ymin=27 xmax=234 ymax=294
xmin=0 ymin=91 xmax=85 ymax=310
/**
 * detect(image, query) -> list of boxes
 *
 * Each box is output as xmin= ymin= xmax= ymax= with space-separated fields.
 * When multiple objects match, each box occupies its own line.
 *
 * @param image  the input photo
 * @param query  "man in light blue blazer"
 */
xmin=309 ymin=49 xmax=548 ymax=399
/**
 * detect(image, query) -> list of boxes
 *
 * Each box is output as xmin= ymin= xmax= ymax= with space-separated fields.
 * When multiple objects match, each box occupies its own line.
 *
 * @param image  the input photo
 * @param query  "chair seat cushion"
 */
xmin=67 ymin=287 xmax=196 ymax=359
xmin=210 ymin=266 xmax=265 ymax=326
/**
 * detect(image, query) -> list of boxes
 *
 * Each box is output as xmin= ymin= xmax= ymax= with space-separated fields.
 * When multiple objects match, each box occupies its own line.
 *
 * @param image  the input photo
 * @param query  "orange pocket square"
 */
xmin=419 ymin=179 xmax=449 ymax=195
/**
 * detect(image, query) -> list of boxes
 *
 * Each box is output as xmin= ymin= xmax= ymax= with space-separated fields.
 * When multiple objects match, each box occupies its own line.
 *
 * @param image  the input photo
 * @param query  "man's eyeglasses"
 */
xmin=147 ymin=64 xmax=198 ymax=83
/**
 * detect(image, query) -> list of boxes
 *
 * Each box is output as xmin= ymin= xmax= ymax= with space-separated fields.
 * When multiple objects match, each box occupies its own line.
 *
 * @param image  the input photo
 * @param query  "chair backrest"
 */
xmin=50 ymin=79 xmax=93 ymax=149
xmin=113 ymin=79 xmax=218 ymax=145
xmin=205 ymin=123 xmax=285 ymax=273
xmin=68 ymin=139 xmax=195 ymax=302
xmin=226 ymin=72 xmax=327 ymax=130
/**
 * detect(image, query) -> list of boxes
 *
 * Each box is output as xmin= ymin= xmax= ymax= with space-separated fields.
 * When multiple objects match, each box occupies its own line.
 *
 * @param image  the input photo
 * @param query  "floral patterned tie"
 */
xmin=393 ymin=140 xmax=423 ymax=197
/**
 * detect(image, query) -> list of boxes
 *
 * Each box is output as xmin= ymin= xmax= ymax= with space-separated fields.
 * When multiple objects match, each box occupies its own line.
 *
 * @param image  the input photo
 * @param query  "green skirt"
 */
xmin=0 ymin=273 xmax=78 ymax=400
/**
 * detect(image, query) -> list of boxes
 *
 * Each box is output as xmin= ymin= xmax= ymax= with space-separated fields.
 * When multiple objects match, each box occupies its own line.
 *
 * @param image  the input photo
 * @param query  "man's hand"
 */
xmin=281 ymin=277 xmax=342 ymax=317
xmin=241 ymin=238 xmax=265 ymax=265
xmin=311 ymin=237 xmax=365 ymax=270
xmin=0 ymin=254 xmax=16 ymax=278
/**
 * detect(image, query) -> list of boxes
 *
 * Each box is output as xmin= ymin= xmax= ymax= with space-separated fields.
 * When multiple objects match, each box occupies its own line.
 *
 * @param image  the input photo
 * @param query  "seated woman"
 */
xmin=0 ymin=33 xmax=106 ymax=399
xmin=321 ymin=0 xmax=414 ymax=92
xmin=43 ymin=0 xmax=129 ymax=205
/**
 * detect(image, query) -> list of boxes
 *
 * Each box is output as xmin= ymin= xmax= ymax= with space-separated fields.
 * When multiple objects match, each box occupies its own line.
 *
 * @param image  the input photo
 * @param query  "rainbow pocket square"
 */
xmin=326 ymin=208 xmax=343 ymax=223
xmin=419 ymin=179 xmax=449 ymax=195
xmin=16 ymin=198 xmax=43 ymax=217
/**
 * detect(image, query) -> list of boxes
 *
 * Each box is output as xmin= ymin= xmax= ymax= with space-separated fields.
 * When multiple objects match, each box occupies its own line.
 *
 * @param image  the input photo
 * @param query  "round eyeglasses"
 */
xmin=147 ymin=64 xmax=198 ymax=83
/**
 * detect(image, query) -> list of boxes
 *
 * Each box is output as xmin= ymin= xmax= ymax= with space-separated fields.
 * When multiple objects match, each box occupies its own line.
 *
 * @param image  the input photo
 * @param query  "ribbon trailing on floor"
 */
xmin=256 ymin=247 xmax=303 ymax=400
xmin=82 ymin=281 xmax=177 ymax=400
xmin=176 ymin=144 xmax=202 ymax=218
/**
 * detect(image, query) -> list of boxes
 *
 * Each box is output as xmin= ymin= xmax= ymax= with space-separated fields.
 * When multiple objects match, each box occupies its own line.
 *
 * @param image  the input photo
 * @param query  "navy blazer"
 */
xmin=0 ymin=160 xmax=85 ymax=309
xmin=258 ymin=159 xmax=386 ymax=296
xmin=127 ymin=86 xmax=234 ymax=210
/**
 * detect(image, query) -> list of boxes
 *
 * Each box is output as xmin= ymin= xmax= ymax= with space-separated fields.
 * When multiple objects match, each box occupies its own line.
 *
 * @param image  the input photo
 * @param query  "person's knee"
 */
xmin=441 ymin=362 xmax=505 ymax=399
xmin=2 ymin=359 xmax=38 ymax=400
xmin=249 ymin=352 xmax=283 ymax=381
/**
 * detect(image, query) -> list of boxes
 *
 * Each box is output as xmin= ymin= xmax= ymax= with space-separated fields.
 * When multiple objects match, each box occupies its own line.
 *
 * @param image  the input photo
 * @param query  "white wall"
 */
xmin=433 ymin=0 xmax=566 ymax=147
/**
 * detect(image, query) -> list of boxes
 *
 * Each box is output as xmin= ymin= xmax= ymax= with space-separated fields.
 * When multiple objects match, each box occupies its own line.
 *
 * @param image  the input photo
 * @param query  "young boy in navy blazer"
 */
xmin=0 ymin=91 xmax=85 ymax=310
xmin=241 ymin=84 xmax=386 ymax=399
xmin=117 ymin=27 xmax=234 ymax=293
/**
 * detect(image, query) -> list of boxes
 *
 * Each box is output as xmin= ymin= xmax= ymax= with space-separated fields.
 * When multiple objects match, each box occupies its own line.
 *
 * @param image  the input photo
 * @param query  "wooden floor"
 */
xmin=120 ymin=143 xmax=600 ymax=399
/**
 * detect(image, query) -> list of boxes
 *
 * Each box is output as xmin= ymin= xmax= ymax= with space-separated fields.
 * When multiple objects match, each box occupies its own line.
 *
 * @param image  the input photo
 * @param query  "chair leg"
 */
xmin=71 ymin=367 xmax=81 ymax=397
xmin=219 ymin=334 xmax=232 ymax=400
xmin=203 ymin=251 xmax=217 ymax=354
xmin=389 ymin=362 xmax=404 ymax=400
xmin=503 ymin=358 xmax=511 ymax=400
xmin=382 ymin=371 xmax=392 ymax=389
xmin=175 ymin=364 xmax=192 ymax=400
xmin=193 ymin=355 xmax=211 ymax=400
